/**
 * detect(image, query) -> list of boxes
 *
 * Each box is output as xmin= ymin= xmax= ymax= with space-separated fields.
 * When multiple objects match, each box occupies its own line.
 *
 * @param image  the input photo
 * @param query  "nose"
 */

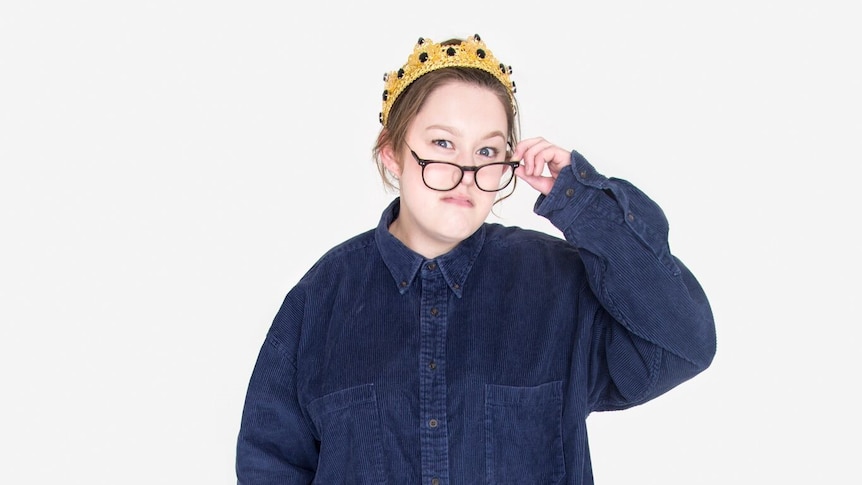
xmin=456 ymin=152 xmax=477 ymax=187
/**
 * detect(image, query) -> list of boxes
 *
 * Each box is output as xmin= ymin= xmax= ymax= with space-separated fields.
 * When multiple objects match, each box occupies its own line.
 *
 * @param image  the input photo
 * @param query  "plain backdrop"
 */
xmin=1 ymin=1 xmax=860 ymax=483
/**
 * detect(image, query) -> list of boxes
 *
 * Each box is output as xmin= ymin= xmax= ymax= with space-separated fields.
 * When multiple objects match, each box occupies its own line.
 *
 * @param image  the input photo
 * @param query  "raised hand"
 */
xmin=512 ymin=137 xmax=572 ymax=195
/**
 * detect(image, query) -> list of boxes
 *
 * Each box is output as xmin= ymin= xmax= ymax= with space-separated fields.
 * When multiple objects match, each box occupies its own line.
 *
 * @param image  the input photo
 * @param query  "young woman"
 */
xmin=236 ymin=34 xmax=716 ymax=484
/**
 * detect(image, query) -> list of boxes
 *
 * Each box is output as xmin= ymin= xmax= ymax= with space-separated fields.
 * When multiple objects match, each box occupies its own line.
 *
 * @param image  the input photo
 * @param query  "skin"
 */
xmin=382 ymin=80 xmax=574 ymax=259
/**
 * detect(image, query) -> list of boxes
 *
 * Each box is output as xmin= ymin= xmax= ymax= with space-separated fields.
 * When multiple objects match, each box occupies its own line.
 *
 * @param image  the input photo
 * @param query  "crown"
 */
xmin=379 ymin=34 xmax=516 ymax=126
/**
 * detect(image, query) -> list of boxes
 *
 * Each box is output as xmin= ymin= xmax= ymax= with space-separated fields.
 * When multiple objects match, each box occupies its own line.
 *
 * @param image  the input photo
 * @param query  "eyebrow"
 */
xmin=425 ymin=124 xmax=507 ymax=143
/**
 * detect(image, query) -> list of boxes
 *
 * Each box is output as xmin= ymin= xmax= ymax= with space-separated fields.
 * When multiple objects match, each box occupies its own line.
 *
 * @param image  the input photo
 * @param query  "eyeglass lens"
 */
xmin=423 ymin=162 xmax=515 ymax=192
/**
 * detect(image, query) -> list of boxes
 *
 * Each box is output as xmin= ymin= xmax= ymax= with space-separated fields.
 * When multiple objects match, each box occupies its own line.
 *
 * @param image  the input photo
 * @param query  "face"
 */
xmin=383 ymin=81 xmax=509 ymax=258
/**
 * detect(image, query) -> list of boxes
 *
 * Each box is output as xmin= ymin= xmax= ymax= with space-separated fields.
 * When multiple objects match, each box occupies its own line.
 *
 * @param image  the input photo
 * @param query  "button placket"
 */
xmin=418 ymin=259 xmax=450 ymax=484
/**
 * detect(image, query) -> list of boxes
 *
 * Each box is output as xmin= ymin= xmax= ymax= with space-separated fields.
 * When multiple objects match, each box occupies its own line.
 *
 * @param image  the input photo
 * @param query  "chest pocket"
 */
xmin=307 ymin=384 xmax=386 ymax=484
xmin=485 ymin=381 xmax=565 ymax=484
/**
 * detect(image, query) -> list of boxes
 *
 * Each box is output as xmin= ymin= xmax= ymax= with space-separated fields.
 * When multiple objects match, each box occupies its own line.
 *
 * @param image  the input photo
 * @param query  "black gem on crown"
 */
xmin=417 ymin=37 xmax=425 ymax=45
xmin=419 ymin=52 xmax=429 ymax=62
xmin=379 ymin=112 xmax=383 ymax=124
xmin=499 ymin=63 xmax=505 ymax=73
xmin=446 ymin=47 xmax=456 ymax=56
xmin=477 ymin=49 xmax=486 ymax=59
xmin=397 ymin=68 xmax=405 ymax=78
xmin=473 ymin=34 xmax=481 ymax=41
xmin=382 ymin=90 xmax=388 ymax=101
xmin=383 ymin=73 xmax=389 ymax=82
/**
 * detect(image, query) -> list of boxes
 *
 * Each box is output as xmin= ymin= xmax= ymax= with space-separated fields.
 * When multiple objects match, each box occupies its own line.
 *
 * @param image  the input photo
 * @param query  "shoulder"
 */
xmin=278 ymin=228 xmax=376 ymax=309
xmin=318 ymin=228 xmax=377 ymax=261
xmin=479 ymin=224 xmax=585 ymax=282
xmin=301 ymin=228 xmax=378 ymax=281
xmin=483 ymin=223 xmax=576 ymax=254
xmin=268 ymin=228 xmax=379 ymax=351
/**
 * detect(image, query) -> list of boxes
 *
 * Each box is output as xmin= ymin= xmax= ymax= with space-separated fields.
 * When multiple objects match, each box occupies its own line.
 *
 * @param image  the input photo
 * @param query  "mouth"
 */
xmin=441 ymin=195 xmax=474 ymax=208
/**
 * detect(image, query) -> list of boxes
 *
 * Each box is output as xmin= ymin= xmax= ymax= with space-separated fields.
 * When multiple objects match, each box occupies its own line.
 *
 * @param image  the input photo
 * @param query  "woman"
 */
xmin=236 ymin=34 xmax=716 ymax=484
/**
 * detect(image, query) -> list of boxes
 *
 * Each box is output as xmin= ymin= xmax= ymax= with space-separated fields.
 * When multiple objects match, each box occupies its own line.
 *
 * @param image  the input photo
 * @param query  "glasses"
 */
xmin=408 ymin=147 xmax=520 ymax=192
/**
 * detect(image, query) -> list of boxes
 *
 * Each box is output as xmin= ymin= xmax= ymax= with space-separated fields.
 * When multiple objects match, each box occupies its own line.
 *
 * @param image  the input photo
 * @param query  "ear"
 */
xmin=380 ymin=141 xmax=402 ymax=179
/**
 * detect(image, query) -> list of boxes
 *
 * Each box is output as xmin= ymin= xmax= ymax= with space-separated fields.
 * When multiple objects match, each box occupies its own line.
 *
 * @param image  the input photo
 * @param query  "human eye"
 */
xmin=477 ymin=146 xmax=501 ymax=160
xmin=432 ymin=139 xmax=453 ymax=149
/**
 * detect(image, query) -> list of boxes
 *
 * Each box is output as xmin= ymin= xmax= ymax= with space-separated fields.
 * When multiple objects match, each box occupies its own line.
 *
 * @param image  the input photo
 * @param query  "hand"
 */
xmin=512 ymin=137 xmax=572 ymax=195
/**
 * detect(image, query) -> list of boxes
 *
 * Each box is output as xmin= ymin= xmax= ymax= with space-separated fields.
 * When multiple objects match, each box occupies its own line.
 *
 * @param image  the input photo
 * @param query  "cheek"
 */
xmin=475 ymin=191 xmax=499 ymax=207
xmin=399 ymin=161 xmax=425 ymax=186
xmin=396 ymin=170 xmax=428 ymax=199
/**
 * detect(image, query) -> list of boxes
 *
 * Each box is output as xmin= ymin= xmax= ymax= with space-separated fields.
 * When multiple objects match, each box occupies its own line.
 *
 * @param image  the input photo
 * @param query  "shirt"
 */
xmin=236 ymin=150 xmax=717 ymax=484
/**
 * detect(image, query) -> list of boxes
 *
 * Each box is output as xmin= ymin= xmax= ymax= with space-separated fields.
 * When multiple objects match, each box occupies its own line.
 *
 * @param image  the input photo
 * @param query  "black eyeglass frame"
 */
xmin=408 ymin=147 xmax=520 ymax=192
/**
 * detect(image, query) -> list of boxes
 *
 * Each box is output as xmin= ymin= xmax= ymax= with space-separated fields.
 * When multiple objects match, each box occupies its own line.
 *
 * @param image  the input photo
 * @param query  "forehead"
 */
xmin=411 ymin=81 xmax=508 ymax=139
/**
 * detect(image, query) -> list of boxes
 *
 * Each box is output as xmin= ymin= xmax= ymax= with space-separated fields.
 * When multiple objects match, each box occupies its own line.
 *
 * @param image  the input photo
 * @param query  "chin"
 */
xmin=439 ymin=219 xmax=483 ymax=242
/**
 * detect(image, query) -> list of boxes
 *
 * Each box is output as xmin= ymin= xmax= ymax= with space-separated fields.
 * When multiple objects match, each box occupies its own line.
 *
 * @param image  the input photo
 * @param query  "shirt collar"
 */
xmin=374 ymin=198 xmax=485 ymax=298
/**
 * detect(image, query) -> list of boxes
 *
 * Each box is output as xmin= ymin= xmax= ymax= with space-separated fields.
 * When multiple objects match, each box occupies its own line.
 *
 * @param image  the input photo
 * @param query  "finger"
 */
xmin=512 ymin=138 xmax=541 ymax=177
xmin=518 ymin=138 xmax=554 ymax=177
xmin=527 ymin=141 xmax=556 ymax=177
xmin=535 ymin=145 xmax=572 ymax=175
xmin=511 ymin=137 xmax=546 ymax=160
xmin=514 ymin=166 xmax=555 ymax=195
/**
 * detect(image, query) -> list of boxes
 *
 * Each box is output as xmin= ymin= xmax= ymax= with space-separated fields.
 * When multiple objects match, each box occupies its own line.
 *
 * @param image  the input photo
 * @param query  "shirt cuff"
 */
xmin=533 ymin=150 xmax=608 ymax=231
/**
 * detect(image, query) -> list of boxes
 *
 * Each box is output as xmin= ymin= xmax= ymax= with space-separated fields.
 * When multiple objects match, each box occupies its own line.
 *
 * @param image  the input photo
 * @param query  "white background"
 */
xmin=1 ymin=1 xmax=860 ymax=483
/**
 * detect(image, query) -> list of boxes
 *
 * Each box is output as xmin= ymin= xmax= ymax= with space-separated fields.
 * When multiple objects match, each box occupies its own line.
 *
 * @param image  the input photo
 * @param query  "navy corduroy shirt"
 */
xmin=236 ymin=150 xmax=716 ymax=484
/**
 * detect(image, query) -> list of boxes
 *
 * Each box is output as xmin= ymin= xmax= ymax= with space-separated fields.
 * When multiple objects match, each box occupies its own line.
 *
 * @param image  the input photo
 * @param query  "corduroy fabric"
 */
xmin=236 ymin=150 xmax=717 ymax=484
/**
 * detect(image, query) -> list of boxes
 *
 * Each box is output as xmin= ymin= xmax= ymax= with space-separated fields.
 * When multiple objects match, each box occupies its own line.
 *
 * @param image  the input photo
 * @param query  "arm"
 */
xmin=236 ymin=291 xmax=318 ymax=484
xmin=514 ymin=138 xmax=717 ymax=410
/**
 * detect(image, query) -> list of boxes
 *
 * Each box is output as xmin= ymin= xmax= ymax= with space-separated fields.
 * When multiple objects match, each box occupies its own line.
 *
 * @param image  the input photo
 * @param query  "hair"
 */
xmin=372 ymin=40 xmax=521 ymax=203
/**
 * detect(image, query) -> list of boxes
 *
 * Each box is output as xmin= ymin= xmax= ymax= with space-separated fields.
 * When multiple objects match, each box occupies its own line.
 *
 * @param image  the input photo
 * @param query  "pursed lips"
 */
xmin=441 ymin=194 xmax=474 ymax=207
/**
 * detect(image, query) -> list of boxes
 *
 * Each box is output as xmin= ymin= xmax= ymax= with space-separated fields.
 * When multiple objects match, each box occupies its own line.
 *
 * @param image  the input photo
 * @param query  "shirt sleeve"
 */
xmin=534 ymin=149 xmax=717 ymax=411
xmin=235 ymin=289 xmax=318 ymax=484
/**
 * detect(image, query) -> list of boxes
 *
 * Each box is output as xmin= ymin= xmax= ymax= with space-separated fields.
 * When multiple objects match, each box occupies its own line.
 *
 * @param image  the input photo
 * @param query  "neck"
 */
xmin=388 ymin=217 xmax=456 ymax=259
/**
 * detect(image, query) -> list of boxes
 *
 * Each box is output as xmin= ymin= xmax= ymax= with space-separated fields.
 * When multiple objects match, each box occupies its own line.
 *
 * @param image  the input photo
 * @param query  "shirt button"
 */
xmin=400 ymin=280 xmax=408 ymax=288
xmin=627 ymin=212 xmax=635 ymax=222
xmin=452 ymin=283 xmax=460 ymax=290
xmin=430 ymin=308 xmax=439 ymax=316
xmin=427 ymin=262 xmax=437 ymax=270
xmin=429 ymin=361 xmax=436 ymax=369
xmin=429 ymin=419 xmax=438 ymax=428
xmin=431 ymin=479 xmax=440 ymax=485
xmin=565 ymin=188 xmax=575 ymax=197
xmin=579 ymin=170 xmax=588 ymax=179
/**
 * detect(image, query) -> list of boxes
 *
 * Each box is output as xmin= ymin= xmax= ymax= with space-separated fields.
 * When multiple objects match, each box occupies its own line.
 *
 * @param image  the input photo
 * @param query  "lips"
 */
xmin=442 ymin=195 xmax=474 ymax=207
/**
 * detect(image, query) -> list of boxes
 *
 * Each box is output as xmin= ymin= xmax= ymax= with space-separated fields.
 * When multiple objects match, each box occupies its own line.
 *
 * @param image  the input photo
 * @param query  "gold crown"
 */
xmin=379 ymin=34 xmax=516 ymax=126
